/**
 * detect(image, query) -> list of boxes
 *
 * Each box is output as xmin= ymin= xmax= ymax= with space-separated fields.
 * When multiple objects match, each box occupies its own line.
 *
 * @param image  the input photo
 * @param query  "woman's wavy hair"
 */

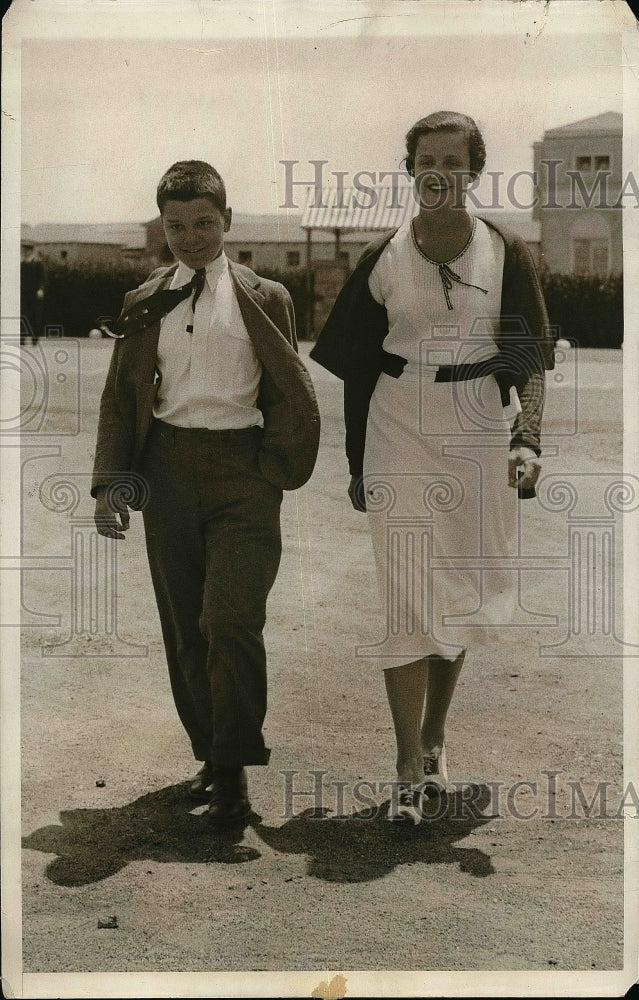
xmin=403 ymin=111 xmax=486 ymax=181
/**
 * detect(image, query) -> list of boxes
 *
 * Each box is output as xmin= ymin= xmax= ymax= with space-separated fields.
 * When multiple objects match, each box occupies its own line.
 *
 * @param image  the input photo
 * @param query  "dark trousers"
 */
xmin=20 ymin=294 xmax=44 ymax=344
xmin=141 ymin=419 xmax=283 ymax=767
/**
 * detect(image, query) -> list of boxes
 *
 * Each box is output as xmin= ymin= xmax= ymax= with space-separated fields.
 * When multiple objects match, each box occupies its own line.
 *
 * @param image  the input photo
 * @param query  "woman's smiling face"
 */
xmin=412 ymin=130 xmax=472 ymax=210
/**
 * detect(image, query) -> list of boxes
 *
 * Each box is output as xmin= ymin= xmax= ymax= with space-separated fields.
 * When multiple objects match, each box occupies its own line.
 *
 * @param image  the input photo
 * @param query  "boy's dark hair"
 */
xmin=156 ymin=160 xmax=227 ymax=213
xmin=403 ymin=111 xmax=486 ymax=181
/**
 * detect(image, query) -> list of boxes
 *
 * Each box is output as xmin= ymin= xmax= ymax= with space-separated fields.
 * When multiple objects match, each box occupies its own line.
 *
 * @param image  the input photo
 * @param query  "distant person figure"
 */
xmin=20 ymin=240 xmax=47 ymax=345
xmin=92 ymin=160 xmax=320 ymax=826
xmin=311 ymin=112 xmax=554 ymax=823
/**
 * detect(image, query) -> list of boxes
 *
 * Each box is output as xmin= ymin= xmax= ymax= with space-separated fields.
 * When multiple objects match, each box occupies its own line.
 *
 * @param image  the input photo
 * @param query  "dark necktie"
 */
xmin=190 ymin=268 xmax=206 ymax=309
xmin=108 ymin=267 xmax=207 ymax=338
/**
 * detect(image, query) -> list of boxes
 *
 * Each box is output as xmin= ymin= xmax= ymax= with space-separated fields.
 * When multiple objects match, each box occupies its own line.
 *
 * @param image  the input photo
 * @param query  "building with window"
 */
xmin=532 ymin=111 xmax=622 ymax=274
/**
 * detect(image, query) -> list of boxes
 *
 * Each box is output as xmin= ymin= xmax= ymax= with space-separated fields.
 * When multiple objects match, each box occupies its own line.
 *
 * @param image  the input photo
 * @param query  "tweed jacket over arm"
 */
xmin=309 ymin=220 xmax=554 ymax=478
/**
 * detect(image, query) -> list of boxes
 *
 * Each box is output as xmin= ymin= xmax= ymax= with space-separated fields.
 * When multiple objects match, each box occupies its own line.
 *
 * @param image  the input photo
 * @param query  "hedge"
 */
xmin=41 ymin=260 xmax=150 ymax=338
xmin=38 ymin=260 xmax=315 ymax=339
xmin=540 ymin=271 xmax=623 ymax=349
xmin=37 ymin=259 xmax=622 ymax=347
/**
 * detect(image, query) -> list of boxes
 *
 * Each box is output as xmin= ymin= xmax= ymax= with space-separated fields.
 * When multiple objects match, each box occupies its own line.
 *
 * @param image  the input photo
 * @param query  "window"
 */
xmin=286 ymin=250 xmax=301 ymax=267
xmin=575 ymin=155 xmax=592 ymax=171
xmin=594 ymin=155 xmax=610 ymax=171
xmin=591 ymin=240 xmax=610 ymax=273
xmin=573 ymin=238 xmax=609 ymax=275
xmin=238 ymin=250 xmax=252 ymax=264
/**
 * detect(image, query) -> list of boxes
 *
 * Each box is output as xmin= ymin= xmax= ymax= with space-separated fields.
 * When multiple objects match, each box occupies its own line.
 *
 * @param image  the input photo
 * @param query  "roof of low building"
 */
xmin=222 ymin=213 xmax=342 ymax=244
xmin=24 ymin=222 xmax=147 ymax=249
xmin=543 ymin=111 xmax=622 ymax=138
xmin=145 ymin=211 xmax=361 ymax=245
xmin=301 ymin=185 xmax=414 ymax=234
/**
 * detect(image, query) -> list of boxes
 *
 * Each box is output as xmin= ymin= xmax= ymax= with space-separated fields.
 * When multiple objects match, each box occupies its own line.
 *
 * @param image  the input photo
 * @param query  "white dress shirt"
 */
xmin=153 ymin=253 xmax=264 ymax=429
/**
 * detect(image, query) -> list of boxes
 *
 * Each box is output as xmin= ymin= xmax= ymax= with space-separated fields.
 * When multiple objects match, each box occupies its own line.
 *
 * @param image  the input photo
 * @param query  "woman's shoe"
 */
xmin=422 ymin=745 xmax=450 ymax=798
xmin=386 ymin=783 xmax=423 ymax=825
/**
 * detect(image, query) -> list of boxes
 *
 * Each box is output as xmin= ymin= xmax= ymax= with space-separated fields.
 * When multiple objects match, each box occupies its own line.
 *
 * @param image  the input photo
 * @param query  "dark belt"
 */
xmin=151 ymin=419 xmax=262 ymax=441
xmin=380 ymin=351 xmax=513 ymax=405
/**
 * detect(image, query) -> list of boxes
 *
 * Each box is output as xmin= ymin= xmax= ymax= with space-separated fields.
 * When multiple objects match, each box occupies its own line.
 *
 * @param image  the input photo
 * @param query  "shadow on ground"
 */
xmin=254 ymin=783 xmax=496 ymax=882
xmin=22 ymin=783 xmax=258 ymax=885
xmin=23 ymin=782 xmax=495 ymax=886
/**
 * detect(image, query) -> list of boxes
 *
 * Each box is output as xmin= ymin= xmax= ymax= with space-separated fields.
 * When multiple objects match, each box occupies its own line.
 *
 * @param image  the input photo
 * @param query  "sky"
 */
xmin=15 ymin=3 xmax=625 ymax=225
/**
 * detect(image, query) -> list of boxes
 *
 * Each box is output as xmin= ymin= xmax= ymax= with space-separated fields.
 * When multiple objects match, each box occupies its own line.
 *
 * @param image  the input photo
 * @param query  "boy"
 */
xmin=92 ymin=161 xmax=320 ymax=825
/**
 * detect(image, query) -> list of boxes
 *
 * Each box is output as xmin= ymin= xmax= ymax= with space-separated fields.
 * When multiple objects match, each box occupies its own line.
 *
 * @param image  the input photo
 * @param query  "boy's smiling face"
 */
xmin=162 ymin=197 xmax=232 ymax=269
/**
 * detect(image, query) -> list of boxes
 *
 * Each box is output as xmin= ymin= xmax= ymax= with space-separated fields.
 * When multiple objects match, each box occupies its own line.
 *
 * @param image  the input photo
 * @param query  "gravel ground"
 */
xmin=9 ymin=341 xmax=635 ymax=997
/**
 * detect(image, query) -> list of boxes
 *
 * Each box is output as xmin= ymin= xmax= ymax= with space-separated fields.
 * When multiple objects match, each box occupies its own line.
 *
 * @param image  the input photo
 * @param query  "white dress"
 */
xmin=362 ymin=217 xmax=518 ymax=667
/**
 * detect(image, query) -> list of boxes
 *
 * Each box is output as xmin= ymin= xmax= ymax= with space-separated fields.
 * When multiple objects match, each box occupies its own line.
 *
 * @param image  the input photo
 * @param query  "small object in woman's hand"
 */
xmin=508 ymin=449 xmax=541 ymax=490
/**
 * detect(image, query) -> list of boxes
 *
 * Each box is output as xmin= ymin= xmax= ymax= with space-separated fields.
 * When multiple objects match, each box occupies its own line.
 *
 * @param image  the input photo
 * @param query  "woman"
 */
xmin=310 ymin=112 xmax=554 ymax=823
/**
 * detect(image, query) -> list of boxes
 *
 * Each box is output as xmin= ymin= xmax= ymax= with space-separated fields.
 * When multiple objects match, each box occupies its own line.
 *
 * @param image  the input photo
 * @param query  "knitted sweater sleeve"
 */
xmin=499 ymin=236 xmax=553 ymax=456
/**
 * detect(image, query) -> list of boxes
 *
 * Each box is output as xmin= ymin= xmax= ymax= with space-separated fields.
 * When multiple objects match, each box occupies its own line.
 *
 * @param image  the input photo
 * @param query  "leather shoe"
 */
xmin=188 ymin=761 xmax=215 ymax=801
xmin=207 ymin=766 xmax=251 ymax=826
xmin=387 ymin=783 xmax=423 ymax=825
xmin=422 ymin=744 xmax=451 ymax=798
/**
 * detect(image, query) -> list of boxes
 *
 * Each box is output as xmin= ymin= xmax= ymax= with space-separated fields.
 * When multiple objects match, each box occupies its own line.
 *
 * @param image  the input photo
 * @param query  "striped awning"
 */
xmin=301 ymin=185 xmax=416 ymax=232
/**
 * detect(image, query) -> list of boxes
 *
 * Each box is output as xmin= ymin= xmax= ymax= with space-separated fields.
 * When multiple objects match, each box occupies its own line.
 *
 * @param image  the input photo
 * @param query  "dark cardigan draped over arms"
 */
xmin=309 ymin=219 xmax=554 ymax=477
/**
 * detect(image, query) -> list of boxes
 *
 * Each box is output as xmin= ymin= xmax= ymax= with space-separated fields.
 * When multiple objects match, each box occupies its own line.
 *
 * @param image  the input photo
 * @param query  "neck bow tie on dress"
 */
xmin=104 ymin=268 xmax=207 ymax=339
xmin=437 ymin=262 xmax=488 ymax=311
